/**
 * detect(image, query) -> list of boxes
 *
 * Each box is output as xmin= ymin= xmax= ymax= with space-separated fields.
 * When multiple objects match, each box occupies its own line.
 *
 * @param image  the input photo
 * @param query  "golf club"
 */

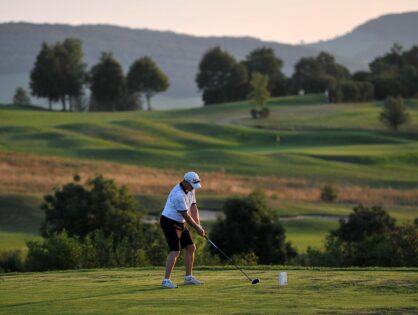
xmin=204 ymin=236 xmax=260 ymax=285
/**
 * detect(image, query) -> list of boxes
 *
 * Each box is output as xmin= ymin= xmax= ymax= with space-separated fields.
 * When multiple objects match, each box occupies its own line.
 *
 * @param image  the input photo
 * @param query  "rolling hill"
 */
xmin=308 ymin=11 xmax=418 ymax=69
xmin=0 ymin=94 xmax=417 ymax=253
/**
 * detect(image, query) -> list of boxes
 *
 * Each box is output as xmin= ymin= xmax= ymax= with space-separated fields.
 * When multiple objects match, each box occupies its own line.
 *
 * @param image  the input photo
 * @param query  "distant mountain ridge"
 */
xmin=0 ymin=11 xmax=417 ymax=104
xmin=308 ymin=11 xmax=418 ymax=69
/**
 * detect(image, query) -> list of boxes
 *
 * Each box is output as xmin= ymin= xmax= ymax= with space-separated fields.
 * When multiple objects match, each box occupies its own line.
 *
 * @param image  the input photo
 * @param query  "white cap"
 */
xmin=184 ymin=171 xmax=202 ymax=189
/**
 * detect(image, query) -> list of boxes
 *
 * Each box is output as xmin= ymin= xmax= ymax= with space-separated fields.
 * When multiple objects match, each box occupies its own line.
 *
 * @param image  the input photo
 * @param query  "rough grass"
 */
xmin=0 ymin=267 xmax=417 ymax=314
xmin=1 ymin=151 xmax=417 ymax=206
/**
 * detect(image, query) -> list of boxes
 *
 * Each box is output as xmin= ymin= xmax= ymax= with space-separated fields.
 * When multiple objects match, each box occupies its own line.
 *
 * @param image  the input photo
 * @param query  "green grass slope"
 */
xmin=0 ymin=195 xmax=43 ymax=250
xmin=1 ymin=95 xmax=417 ymax=187
xmin=0 ymin=267 xmax=417 ymax=314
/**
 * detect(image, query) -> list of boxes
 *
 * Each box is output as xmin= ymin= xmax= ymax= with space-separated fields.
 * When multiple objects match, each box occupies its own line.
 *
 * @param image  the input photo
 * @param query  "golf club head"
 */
xmin=251 ymin=278 xmax=260 ymax=285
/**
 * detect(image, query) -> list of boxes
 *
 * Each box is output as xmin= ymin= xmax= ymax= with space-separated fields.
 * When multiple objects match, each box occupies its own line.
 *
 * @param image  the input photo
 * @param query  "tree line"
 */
xmin=18 ymin=39 xmax=417 ymax=111
xmin=196 ymin=44 xmax=418 ymax=105
xmin=28 ymin=38 xmax=169 ymax=111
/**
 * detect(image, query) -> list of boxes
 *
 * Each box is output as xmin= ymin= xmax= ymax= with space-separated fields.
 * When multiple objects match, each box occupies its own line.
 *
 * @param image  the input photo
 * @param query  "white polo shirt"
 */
xmin=161 ymin=183 xmax=196 ymax=223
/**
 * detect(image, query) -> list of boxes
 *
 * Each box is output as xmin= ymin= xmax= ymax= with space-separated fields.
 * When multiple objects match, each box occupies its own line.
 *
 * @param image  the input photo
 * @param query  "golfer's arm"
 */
xmin=180 ymin=211 xmax=200 ymax=230
xmin=189 ymin=203 xmax=200 ymax=225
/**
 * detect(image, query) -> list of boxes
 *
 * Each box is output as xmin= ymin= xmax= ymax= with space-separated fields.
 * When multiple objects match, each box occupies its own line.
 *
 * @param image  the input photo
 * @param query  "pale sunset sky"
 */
xmin=1 ymin=0 xmax=417 ymax=44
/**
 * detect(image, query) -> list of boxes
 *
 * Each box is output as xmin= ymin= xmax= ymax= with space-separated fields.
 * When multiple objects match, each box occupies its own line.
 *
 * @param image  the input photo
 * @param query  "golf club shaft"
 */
xmin=205 ymin=236 xmax=253 ymax=282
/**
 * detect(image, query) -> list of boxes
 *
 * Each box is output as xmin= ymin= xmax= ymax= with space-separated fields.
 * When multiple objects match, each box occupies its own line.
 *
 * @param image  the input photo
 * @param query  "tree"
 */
xmin=332 ymin=205 xmax=395 ymax=244
xmin=389 ymin=222 xmax=418 ymax=266
xmin=339 ymin=81 xmax=360 ymax=102
xmin=89 ymin=52 xmax=126 ymax=111
xmin=127 ymin=56 xmax=169 ymax=111
xmin=356 ymin=81 xmax=374 ymax=101
xmin=57 ymin=38 xmax=87 ymax=111
xmin=245 ymin=47 xmax=287 ymax=96
xmin=292 ymin=52 xmax=350 ymax=94
xmin=317 ymin=52 xmax=350 ymax=81
xmin=210 ymin=190 xmax=294 ymax=264
xmin=30 ymin=42 xmax=60 ymax=110
xmin=368 ymin=44 xmax=418 ymax=99
xmin=41 ymin=174 xmax=143 ymax=239
xmin=352 ymin=71 xmax=370 ymax=82
xmin=379 ymin=96 xmax=410 ymax=131
xmin=196 ymin=46 xmax=238 ymax=105
xmin=12 ymin=87 xmax=31 ymax=105
xmin=292 ymin=57 xmax=323 ymax=93
xmin=306 ymin=205 xmax=418 ymax=267
xmin=224 ymin=62 xmax=249 ymax=101
xmin=248 ymin=72 xmax=270 ymax=119
xmin=30 ymin=39 xmax=86 ymax=111
xmin=249 ymin=73 xmax=270 ymax=107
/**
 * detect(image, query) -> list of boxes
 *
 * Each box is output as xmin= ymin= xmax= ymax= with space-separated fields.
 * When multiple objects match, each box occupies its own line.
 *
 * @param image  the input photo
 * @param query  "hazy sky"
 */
xmin=1 ymin=0 xmax=418 ymax=44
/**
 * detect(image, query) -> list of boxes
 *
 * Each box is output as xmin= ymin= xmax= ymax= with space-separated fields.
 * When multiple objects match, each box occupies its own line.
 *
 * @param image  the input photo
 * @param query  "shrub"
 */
xmin=0 ymin=250 xmax=26 ymax=272
xmin=26 ymin=232 xmax=83 ymax=271
xmin=231 ymin=251 xmax=259 ymax=266
xmin=320 ymin=184 xmax=338 ymax=202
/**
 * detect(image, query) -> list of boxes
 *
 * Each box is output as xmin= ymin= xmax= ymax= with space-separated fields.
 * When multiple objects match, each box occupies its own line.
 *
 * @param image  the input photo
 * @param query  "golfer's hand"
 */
xmin=196 ymin=225 xmax=205 ymax=237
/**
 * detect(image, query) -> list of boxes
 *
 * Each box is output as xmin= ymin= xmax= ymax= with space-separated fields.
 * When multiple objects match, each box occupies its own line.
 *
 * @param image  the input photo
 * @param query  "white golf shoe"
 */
xmin=184 ymin=276 xmax=204 ymax=285
xmin=162 ymin=279 xmax=178 ymax=289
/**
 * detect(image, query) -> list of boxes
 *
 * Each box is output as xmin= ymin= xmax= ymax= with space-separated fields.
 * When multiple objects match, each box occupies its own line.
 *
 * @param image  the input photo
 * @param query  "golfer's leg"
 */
xmin=184 ymin=244 xmax=196 ymax=276
xmin=165 ymin=251 xmax=180 ymax=279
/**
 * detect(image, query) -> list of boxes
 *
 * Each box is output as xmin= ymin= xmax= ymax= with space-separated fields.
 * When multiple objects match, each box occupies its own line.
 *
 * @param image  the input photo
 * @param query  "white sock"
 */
xmin=163 ymin=278 xmax=170 ymax=282
xmin=185 ymin=275 xmax=192 ymax=280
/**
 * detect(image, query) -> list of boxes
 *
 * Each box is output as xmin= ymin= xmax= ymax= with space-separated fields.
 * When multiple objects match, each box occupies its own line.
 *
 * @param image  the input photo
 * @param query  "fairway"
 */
xmin=1 ymin=267 xmax=417 ymax=314
xmin=1 ymin=96 xmax=417 ymax=187
xmin=0 ymin=95 xmax=417 ymax=268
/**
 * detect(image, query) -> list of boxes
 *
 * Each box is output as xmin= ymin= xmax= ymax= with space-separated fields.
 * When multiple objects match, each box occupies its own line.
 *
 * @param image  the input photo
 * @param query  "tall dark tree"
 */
xmin=30 ymin=39 xmax=86 ymax=111
xmin=196 ymin=47 xmax=238 ymax=105
xmin=58 ymin=38 xmax=87 ymax=111
xmin=245 ymin=47 xmax=287 ymax=96
xmin=224 ymin=62 xmax=249 ymax=101
xmin=89 ymin=52 xmax=126 ymax=111
xmin=292 ymin=57 xmax=323 ymax=93
xmin=368 ymin=44 xmax=418 ymax=99
xmin=30 ymin=42 xmax=61 ymax=110
xmin=127 ymin=56 xmax=169 ymax=111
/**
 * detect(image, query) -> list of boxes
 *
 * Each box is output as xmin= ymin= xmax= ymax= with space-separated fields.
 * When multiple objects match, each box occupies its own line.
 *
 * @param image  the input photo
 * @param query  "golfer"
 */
xmin=160 ymin=171 xmax=206 ymax=289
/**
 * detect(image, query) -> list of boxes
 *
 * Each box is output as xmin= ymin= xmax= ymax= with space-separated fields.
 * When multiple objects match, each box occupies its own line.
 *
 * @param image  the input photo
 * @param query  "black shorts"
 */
xmin=160 ymin=215 xmax=194 ymax=252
